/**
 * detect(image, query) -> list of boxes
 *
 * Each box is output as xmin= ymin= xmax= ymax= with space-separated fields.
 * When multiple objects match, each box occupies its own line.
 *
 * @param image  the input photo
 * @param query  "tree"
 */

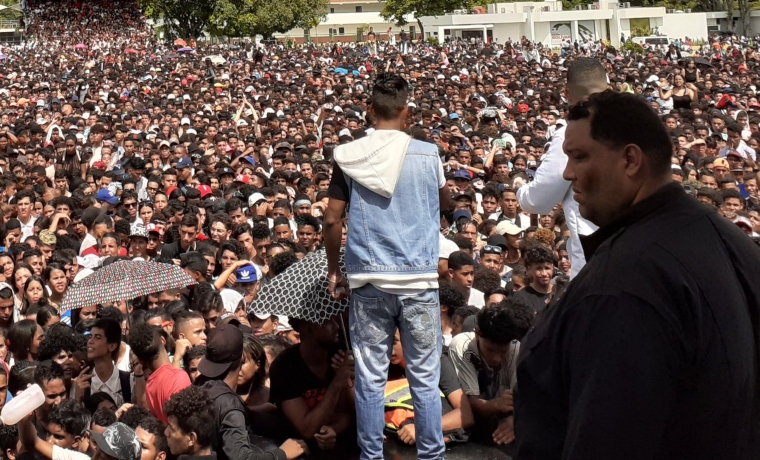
xmin=380 ymin=0 xmax=496 ymax=38
xmin=140 ymin=0 xmax=218 ymax=39
xmin=208 ymin=0 xmax=328 ymax=38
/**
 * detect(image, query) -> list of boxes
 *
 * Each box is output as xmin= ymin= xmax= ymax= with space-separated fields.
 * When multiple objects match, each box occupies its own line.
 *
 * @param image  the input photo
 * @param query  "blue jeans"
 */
xmin=349 ymin=284 xmax=444 ymax=460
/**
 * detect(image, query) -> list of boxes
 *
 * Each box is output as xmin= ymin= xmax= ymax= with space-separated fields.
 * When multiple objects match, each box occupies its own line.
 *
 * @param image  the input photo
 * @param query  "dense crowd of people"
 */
xmin=0 ymin=0 xmax=751 ymax=458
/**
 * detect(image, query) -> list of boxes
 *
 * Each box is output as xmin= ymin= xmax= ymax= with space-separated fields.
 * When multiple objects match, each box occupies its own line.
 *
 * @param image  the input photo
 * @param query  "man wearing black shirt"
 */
xmin=511 ymin=245 xmax=553 ymax=315
xmin=516 ymin=91 xmax=760 ymax=458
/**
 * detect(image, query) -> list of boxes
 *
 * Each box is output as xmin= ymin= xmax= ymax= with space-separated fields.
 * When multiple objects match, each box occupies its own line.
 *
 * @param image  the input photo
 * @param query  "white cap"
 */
xmin=248 ymin=192 xmax=266 ymax=208
xmin=180 ymin=117 xmax=191 ymax=125
xmin=220 ymin=289 xmax=243 ymax=314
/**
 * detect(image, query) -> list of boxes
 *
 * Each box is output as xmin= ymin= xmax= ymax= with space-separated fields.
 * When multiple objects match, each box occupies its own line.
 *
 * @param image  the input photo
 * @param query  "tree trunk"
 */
xmin=739 ymin=0 xmax=751 ymax=36
xmin=416 ymin=17 xmax=424 ymax=41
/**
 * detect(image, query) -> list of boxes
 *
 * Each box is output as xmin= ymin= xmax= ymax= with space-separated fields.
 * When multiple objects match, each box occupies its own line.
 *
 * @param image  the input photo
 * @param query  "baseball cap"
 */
xmin=129 ymin=226 xmax=149 ymax=240
xmin=486 ymin=234 xmax=508 ymax=251
xmin=735 ymin=216 xmax=752 ymax=230
xmin=91 ymin=422 xmax=141 ymax=460
xmin=39 ymin=230 xmax=57 ymax=246
xmin=234 ymin=174 xmax=250 ymax=184
xmin=196 ymin=184 xmax=212 ymax=198
xmin=235 ymin=264 xmax=258 ymax=283
xmin=495 ymin=220 xmax=523 ymax=236
xmin=159 ymin=140 xmax=171 ymax=148
xmin=145 ymin=223 xmax=161 ymax=235
xmin=248 ymin=192 xmax=266 ymax=208
xmin=176 ymin=156 xmax=192 ymax=169
xmin=198 ymin=323 xmax=244 ymax=378
xmin=274 ymin=141 xmax=292 ymax=151
xmin=713 ymin=158 xmax=730 ymax=169
xmin=452 ymin=209 xmax=471 ymax=222
xmin=96 ymin=189 xmax=119 ymax=206
xmin=218 ymin=166 xmax=234 ymax=176
xmin=180 ymin=117 xmax=191 ymax=125
xmin=453 ymin=170 xmax=471 ymax=181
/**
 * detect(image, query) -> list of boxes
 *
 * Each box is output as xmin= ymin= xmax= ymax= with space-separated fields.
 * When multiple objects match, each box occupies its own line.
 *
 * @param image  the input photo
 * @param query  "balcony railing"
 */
xmin=0 ymin=20 xmax=20 ymax=30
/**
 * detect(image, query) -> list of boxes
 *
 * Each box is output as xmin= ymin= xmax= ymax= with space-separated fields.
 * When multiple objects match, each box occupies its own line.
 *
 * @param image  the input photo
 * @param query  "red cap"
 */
xmin=92 ymin=161 xmax=106 ymax=170
xmin=166 ymin=185 xmax=178 ymax=197
xmin=234 ymin=174 xmax=250 ymax=184
xmin=518 ymin=103 xmax=530 ymax=113
xmin=197 ymin=184 xmax=212 ymax=198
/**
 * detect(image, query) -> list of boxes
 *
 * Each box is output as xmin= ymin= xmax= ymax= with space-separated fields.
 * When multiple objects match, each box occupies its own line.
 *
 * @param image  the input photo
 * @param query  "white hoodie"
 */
xmin=334 ymin=130 xmax=412 ymax=198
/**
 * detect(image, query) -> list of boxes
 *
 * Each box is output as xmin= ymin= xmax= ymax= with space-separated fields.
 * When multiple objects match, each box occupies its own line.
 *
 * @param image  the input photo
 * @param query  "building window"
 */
xmin=330 ymin=7 xmax=334 ymax=13
xmin=355 ymin=6 xmax=362 ymax=11
xmin=339 ymin=27 xmax=345 ymax=34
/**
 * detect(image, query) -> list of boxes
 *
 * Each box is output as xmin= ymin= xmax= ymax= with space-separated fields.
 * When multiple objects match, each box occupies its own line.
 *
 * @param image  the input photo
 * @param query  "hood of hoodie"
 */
xmin=334 ymin=130 xmax=412 ymax=198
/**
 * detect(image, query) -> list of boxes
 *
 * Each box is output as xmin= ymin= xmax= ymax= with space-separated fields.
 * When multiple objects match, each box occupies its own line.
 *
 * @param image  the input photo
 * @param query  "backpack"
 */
xmin=383 ymin=378 xmax=468 ymax=443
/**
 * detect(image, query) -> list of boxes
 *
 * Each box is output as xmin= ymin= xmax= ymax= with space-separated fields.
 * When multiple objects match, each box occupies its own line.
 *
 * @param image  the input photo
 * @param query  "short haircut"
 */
xmin=566 ymin=57 xmax=607 ymax=87
xmin=137 ymin=416 xmax=168 ymax=456
xmin=567 ymin=91 xmax=672 ymax=176
xmin=163 ymin=385 xmax=216 ymax=449
xmin=0 ymin=424 xmax=18 ymax=460
xmin=8 ymin=361 xmax=36 ymax=396
xmin=128 ymin=323 xmax=162 ymax=362
xmin=476 ymin=301 xmax=520 ymax=345
xmin=173 ymin=310 xmax=204 ymax=338
xmin=523 ymin=245 xmax=554 ymax=268
xmin=92 ymin=318 xmax=122 ymax=360
xmin=118 ymin=405 xmax=152 ymax=429
xmin=439 ymin=280 xmax=466 ymax=318
xmin=448 ymin=251 xmax=474 ymax=271
xmin=91 ymin=407 xmax=117 ymax=429
xmin=48 ymin=399 xmax=91 ymax=437
xmin=33 ymin=360 xmax=65 ymax=387
xmin=371 ymin=74 xmax=409 ymax=121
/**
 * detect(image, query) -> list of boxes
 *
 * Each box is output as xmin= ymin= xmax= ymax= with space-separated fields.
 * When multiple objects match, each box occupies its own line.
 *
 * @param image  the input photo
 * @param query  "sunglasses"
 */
xmin=482 ymin=245 xmax=503 ymax=254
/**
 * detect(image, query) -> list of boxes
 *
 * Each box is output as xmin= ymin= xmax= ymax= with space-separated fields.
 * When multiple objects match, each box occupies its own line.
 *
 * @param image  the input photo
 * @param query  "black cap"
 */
xmin=198 ymin=323 xmax=243 ymax=378
xmin=486 ymin=234 xmax=508 ymax=251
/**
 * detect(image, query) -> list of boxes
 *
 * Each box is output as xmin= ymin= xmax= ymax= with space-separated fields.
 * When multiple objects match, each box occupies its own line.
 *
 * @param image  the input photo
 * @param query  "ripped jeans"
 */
xmin=349 ymin=284 xmax=444 ymax=460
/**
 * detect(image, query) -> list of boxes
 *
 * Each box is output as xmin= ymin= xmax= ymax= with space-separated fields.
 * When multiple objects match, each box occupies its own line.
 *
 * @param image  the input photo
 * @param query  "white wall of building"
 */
xmin=661 ymin=13 xmax=710 ymax=41
xmin=492 ymin=23 xmax=526 ymax=43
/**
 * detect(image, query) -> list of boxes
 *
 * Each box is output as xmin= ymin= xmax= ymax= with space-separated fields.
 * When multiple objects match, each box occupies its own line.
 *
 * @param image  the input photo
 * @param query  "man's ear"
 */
xmin=7 ymin=448 xmax=16 ymax=460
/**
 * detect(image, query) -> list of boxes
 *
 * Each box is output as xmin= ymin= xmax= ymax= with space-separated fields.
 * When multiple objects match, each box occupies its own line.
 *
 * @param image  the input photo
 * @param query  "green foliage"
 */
xmin=621 ymin=40 xmax=644 ymax=53
xmin=380 ymin=0 xmax=493 ymax=26
xmin=630 ymin=25 xmax=652 ymax=37
xmin=140 ymin=0 xmax=217 ymax=39
xmin=208 ymin=0 xmax=328 ymax=38
xmin=426 ymin=36 xmax=439 ymax=45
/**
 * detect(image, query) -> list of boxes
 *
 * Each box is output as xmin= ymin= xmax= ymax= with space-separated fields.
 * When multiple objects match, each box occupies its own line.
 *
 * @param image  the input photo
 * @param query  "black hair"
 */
xmin=48 ymin=399 xmax=91 ymax=438
xmin=84 ymin=392 xmax=117 ymax=415
xmin=91 ymin=407 xmax=117 ymax=429
xmin=8 ymin=361 xmax=36 ymax=396
xmin=118 ymin=405 xmax=152 ymax=429
xmin=269 ymin=251 xmax=299 ymax=277
xmin=163 ymin=385 xmax=216 ymax=449
xmin=33 ymin=360 xmax=65 ymax=387
xmin=523 ymin=245 xmax=554 ymax=268
xmin=190 ymin=290 xmax=224 ymax=315
xmin=128 ymin=323 xmax=162 ymax=362
xmin=92 ymin=318 xmax=122 ymax=361
xmin=567 ymin=90 xmax=672 ymax=176
xmin=473 ymin=266 xmax=503 ymax=298
xmin=258 ymin=333 xmax=292 ymax=359
xmin=371 ymin=73 xmax=409 ymax=121
xmin=138 ymin=416 xmax=169 ymax=457
xmin=7 ymin=320 xmax=38 ymax=361
xmin=0 ymin=424 xmax=18 ymax=460
xmin=295 ymin=214 xmax=320 ymax=232
xmin=36 ymin=305 xmax=60 ymax=328
xmin=476 ymin=301 xmax=520 ymax=344
xmin=439 ymin=280 xmax=466 ymax=319
xmin=447 ymin=251 xmax=474 ymax=271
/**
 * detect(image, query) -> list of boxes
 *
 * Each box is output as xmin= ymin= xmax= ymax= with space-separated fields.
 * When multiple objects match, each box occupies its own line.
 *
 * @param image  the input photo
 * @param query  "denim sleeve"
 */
xmin=220 ymin=409 xmax=287 ymax=460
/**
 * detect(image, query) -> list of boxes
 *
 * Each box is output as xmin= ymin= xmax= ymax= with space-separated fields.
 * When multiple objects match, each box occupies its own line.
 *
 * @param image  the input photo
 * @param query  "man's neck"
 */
xmin=94 ymin=357 xmax=115 ymax=380
xmin=299 ymin=339 xmax=328 ymax=370
xmin=150 ymin=352 xmax=171 ymax=372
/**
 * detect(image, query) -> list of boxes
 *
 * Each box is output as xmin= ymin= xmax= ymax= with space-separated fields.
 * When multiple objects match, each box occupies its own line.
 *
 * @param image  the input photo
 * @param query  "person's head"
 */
xmin=0 ymin=424 xmax=20 ymax=460
xmin=439 ymin=280 xmax=466 ymax=324
xmin=190 ymin=290 xmax=225 ymax=332
xmin=84 ymin=392 xmax=117 ymax=415
xmin=370 ymin=73 xmax=409 ymax=125
xmin=163 ymin=386 xmax=215 ymax=456
xmin=447 ymin=250 xmax=475 ymax=291
xmin=720 ymin=188 xmax=744 ymax=219
xmin=474 ymin=300 xmax=521 ymax=369
xmin=88 ymin=318 xmax=121 ymax=362
xmin=136 ymin=417 xmax=168 ymax=460
xmin=128 ymin=323 xmax=165 ymax=369
xmin=90 ymin=407 xmax=117 ymax=434
xmin=34 ymin=361 xmax=67 ymax=418
xmin=46 ymin=399 xmax=91 ymax=452
xmin=289 ymin=315 xmax=340 ymax=349
xmin=197 ymin=323 xmax=243 ymax=384
xmin=91 ymin=422 xmax=141 ymax=460
xmin=566 ymin=57 xmax=609 ymax=104
xmin=0 ymin=284 xmax=14 ymax=327
xmin=7 ymin=319 xmax=43 ymax=361
xmin=564 ymin=91 xmax=672 ymax=227
xmin=523 ymin=244 xmax=554 ymax=291
xmin=238 ymin=333 xmax=266 ymax=389
xmin=182 ymin=345 xmax=206 ymax=383
xmin=173 ymin=311 xmax=207 ymax=346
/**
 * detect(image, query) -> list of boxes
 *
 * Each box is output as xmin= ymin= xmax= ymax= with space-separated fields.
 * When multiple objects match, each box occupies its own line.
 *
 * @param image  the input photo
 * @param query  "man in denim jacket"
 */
xmin=324 ymin=73 xmax=451 ymax=460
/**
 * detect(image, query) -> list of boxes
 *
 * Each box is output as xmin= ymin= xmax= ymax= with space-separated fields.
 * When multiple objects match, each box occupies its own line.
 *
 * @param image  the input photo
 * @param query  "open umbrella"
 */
xmin=174 ymin=38 xmax=187 ymax=47
xmin=163 ymin=52 xmax=180 ymax=60
xmin=205 ymin=54 xmax=226 ymax=65
xmin=251 ymin=249 xmax=348 ymax=326
xmin=74 ymin=43 xmax=87 ymax=49
xmin=60 ymin=260 xmax=196 ymax=313
xmin=694 ymin=56 xmax=713 ymax=68
xmin=177 ymin=47 xmax=194 ymax=53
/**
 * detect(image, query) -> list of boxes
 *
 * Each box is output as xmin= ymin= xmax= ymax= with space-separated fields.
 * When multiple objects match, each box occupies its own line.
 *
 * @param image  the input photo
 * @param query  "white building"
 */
xmin=276 ymin=0 xmax=760 ymax=48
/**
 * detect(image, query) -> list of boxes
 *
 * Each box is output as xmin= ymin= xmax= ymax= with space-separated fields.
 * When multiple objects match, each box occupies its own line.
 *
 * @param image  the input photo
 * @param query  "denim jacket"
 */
xmin=344 ymin=139 xmax=442 ymax=288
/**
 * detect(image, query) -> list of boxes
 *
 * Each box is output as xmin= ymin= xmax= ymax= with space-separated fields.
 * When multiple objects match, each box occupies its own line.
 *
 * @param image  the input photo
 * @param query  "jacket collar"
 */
xmin=580 ymin=182 xmax=685 ymax=260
